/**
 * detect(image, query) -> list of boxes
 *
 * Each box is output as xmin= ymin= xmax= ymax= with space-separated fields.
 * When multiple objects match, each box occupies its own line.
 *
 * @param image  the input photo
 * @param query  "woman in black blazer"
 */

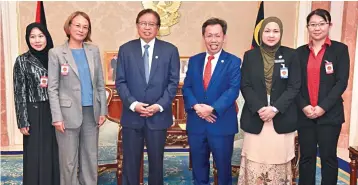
xmin=296 ymin=9 xmax=350 ymax=185
xmin=238 ymin=17 xmax=301 ymax=184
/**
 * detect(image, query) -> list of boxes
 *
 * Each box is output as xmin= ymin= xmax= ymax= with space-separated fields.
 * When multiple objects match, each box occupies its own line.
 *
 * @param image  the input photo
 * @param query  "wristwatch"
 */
xmin=272 ymin=106 xmax=279 ymax=113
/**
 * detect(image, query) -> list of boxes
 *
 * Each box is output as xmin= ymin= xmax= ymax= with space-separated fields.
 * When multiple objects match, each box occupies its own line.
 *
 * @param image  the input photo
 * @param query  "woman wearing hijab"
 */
xmin=13 ymin=22 xmax=60 ymax=185
xmin=48 ymin=11 xmax=107 ymax=185
xmin=296 ymin=9 xmax=350 ymax=185
xmin=237 ymin=17 xmax=301 ymax=184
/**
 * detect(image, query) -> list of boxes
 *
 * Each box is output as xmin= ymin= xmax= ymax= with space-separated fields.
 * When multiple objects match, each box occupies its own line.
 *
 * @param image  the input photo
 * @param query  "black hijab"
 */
xmin=25 ymin=22 xmax=53 ymax=69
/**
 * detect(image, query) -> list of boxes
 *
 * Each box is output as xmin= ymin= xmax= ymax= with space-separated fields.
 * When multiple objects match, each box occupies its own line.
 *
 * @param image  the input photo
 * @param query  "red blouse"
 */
xmin=307 ymin=37 xmax=332 ymax=106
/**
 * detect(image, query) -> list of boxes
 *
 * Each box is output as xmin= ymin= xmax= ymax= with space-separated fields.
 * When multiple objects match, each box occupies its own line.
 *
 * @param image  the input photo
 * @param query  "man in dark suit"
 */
xmin=182 ymin=18 xmax=241 ymax=185
xmin=115 ymin=9 xmax=180 ymax=185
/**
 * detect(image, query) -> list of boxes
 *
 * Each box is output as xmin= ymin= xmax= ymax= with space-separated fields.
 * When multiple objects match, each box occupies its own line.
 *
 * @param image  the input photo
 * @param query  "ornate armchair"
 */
xmin=98 ymin=87 xmax=122 ymax=185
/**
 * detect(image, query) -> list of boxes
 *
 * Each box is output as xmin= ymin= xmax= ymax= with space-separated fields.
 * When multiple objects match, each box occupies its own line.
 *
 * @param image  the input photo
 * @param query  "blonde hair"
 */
xmin=63 ymin=11 xmax=92 ymax=42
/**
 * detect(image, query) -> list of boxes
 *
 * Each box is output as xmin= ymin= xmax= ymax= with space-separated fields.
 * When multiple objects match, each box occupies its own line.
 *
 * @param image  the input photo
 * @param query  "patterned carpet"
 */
xmin=1 ymin=152 xmax=350 ymax=185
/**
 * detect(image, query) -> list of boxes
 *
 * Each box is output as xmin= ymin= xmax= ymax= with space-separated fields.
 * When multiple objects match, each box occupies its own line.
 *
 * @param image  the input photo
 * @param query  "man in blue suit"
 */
xmin=115 ymin=9 xmax=180 ymax=185
xmin=182 ymin=18 xmax=241 ymax=185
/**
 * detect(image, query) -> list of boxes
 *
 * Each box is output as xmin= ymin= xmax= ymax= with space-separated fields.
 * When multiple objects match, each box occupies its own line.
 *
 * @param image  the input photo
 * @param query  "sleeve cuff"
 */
xmin=156 ymin=104 xmax=164 ymax=112
xmin=130 ymin=101 xmax=139 ymax=112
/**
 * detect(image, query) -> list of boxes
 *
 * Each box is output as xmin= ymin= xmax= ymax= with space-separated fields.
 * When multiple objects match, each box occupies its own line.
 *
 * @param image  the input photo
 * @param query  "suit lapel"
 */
xmin=83 ymin=43 xmax=95 ymax=84
xmin=271 ymin=48 xmax=283 ymax=87
xmin=198 ymin=53 xmax=206 ymax=91
xmin=62 ymin=42 xmax=79 ymax=78
xmin=149 ymin=39 xmax=161 ymax=82
xmin=320 ymin=45 xmax=333 ymax=76
xmin=301 ymin=46 xmax=310 ymax=83
xmin=208 ymin=50 xmax=227 ymax=88
xmin=27 ymin=52 xmax=46 ymax=71
xmin=133 ymin=39 xmax=146 ymax=82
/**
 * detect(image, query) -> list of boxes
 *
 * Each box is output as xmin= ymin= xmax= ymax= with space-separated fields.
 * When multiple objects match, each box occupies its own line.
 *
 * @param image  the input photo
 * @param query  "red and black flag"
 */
xmin=251 ymin=1 xmax=264 ymax=49
xmin=35 ymin=1 xmax=47 ymax=28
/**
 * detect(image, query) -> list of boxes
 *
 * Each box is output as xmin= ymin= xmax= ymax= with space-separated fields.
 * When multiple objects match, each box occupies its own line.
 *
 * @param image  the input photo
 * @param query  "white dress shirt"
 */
xmin=203 ymin=49 xmax=222 ymax=76
xmin=129 ymin=38 xmax=163 ymax=112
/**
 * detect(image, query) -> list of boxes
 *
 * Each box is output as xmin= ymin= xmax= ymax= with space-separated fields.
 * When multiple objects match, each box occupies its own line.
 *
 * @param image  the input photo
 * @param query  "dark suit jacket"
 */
xmin=240 ymin=46 xmax=301 ymax=134
xmin=115 ymin=38 xmax=180 ymax=130
xmin=296 ymin=40 xmax=350 ymax=127
xmin=182 ymin=50 xmax=241 ymax=136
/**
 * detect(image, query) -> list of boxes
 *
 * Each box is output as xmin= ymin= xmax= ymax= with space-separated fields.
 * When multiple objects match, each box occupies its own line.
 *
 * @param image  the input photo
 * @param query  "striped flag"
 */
xmin=251 ymin=1 xmax=264 ymax=49
xmin=35 ymin=1 xmax=47 ymax=28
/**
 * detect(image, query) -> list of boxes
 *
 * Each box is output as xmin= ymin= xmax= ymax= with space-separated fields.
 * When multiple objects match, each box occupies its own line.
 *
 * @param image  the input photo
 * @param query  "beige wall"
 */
xmin=18 ymin=1 xmax=298 ymax=59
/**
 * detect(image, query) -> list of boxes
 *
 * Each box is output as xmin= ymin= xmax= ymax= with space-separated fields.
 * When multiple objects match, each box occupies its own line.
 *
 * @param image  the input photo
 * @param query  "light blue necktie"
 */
xmin=143 ymin=44 xmax=150 ymax=83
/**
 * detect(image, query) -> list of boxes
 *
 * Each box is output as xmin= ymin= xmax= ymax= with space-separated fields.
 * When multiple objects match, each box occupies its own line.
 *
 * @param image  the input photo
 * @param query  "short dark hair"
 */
xmin=202 ymin=18 xmax=227 ymax=35
xmin=136 ymin=9 xmax=161 ymax=27
xmin=306 ymin=8 xmax=331 ymax=25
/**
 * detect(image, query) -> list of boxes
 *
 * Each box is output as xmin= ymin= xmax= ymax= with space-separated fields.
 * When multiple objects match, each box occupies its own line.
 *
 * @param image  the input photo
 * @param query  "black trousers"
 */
xmin=297 ymin=121 xmax=342 ymax=185
xmin=121 ymin=124 xmax=167 ymax=185
xmin=23 ymin=101 xmax=60 ymax=185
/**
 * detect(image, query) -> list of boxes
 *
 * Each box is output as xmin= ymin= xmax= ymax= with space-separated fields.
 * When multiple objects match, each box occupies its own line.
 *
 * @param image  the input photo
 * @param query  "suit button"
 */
xmin=272 ymin=88 xmax=275 ymax=91
xmin=204 ymin=97 xmax=208 ymax=100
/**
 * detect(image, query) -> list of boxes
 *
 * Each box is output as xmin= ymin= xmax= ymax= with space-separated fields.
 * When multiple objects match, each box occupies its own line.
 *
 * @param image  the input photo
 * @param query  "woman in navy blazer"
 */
xmin=296 ymin=9 xmax=350 ymax=185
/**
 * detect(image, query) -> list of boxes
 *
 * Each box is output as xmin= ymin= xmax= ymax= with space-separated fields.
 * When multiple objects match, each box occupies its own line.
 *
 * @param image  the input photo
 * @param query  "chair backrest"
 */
xmin=105 ymin=87 xmax=113 ymax=106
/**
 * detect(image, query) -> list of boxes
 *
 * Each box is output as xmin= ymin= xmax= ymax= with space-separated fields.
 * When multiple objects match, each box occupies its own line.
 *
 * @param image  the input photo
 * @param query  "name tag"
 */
xmin=274 ymin=59 xmax=285 ymax=63
xmin=280 ymin=64 xmax=288 ymax=79
xmin=61 ymin=64 xmax=69 ymax=76
xmin=325 ymin=60 xmax=334 ymax=74
xmin=40 ymin=76 xmax=48 ymax=88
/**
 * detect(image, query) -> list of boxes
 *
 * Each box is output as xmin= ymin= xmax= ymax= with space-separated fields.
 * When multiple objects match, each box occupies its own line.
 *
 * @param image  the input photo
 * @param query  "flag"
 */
xmin=251 ymin=1 xmax=264 ymax=49
xmin=35 ymin=1 xmax=47 ymax=28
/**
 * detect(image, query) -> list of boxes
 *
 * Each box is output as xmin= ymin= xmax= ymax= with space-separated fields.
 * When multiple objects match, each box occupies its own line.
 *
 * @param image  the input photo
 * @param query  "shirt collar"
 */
xmin=308 ymin=37 xmax=332 ymax=49
xmin=140 ymin=38 xmax=156 ymax=49
xmin=206 ymin=49 xmax=223 ymax=60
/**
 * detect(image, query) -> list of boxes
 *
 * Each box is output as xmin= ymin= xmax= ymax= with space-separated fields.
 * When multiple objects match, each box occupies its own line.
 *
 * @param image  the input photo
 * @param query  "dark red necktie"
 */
xmin=203 ymin=55 xmax=215 ymax=90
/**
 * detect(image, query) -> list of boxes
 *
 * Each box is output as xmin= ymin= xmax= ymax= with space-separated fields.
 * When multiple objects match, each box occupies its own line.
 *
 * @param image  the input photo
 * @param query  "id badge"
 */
xmin=61 ymin=64 xmax=69 ymax=76
xmin=325 ymin=60 xmax=334 ymax=74
xmin=40 ymin=76 xmax=48 ymax=88
xmin=280 ymin=64 xmax=288 ymax=79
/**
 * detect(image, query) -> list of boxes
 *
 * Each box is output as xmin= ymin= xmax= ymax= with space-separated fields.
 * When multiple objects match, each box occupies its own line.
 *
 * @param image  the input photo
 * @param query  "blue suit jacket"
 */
xmin=182 ymin=50 xmax=241 ymax=135
xmin=115 ymin=39 xmax=180 ymax=130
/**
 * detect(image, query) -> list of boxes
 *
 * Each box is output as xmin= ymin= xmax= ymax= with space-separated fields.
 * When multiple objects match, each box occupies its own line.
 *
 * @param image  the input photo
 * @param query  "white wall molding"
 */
xmin=349 ymin=28 xmax=358 ymax=146
xmin=330 ymin=1 xmax=344 ymax=42
xmin=296 ymin=1 xmax=312 ymax=48
xmin=1 ymin=1 xmax=22 ymax=146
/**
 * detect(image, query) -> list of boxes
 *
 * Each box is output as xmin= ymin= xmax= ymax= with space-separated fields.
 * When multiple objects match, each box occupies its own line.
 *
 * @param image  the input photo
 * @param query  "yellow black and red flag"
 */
xmin=35 ymin=1 xmax=47 ymax=28
xmin=251 ymin=1 xmax=264 ymax=49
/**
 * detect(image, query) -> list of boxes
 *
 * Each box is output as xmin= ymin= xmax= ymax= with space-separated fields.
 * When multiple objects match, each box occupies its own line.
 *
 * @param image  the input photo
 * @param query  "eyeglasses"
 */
xmin=71 ymin=23 xmax=89 ymax=31
xmin=137 ymin=22 xmax=157 ymax=28
xmin=307 ymin=22 xmax=329 ymax=29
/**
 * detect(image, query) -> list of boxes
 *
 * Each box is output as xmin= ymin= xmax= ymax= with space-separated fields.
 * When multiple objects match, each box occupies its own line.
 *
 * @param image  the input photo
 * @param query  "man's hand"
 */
xmin=142 ymin=104 xmax=160 ymax=117
xmin=53 ymin=121 xmax=65 ymax=133
xmin=19 ymin=127 xmax=30 ymax=135
xmin=135 ymin=102 xmax=149 ymax=117
xmin=194 ymin=104 xmax=216 ymax=123
xmin=313 ymin=106 xmax=325 ymax=118
xmin=204 ymin=114 xmax=217 ymax=123
xmin=98 ymin=115 xmax=106 ymax=127
xmin=303 ymin=105 xmax=315 ymax=119
xmin=195 ymin=104 xmax=214 ymax=118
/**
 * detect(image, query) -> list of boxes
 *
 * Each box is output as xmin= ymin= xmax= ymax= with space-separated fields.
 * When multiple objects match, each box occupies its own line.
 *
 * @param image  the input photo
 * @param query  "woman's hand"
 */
xmin=98 ymin=116 xmax=106 ymax=127
xmin=19 ymin=127 xmax=30 ymax=135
